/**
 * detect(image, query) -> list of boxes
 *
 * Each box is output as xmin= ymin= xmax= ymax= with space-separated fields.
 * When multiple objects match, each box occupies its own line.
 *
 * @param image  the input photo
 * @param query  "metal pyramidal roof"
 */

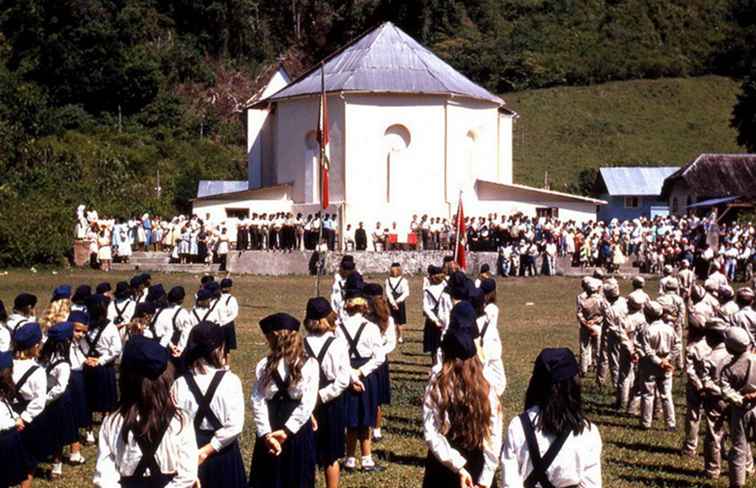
xmin=268 ymin=22 xmax=504 ymax=105
xmin=599 ymin=167 xmax=679 ymax=196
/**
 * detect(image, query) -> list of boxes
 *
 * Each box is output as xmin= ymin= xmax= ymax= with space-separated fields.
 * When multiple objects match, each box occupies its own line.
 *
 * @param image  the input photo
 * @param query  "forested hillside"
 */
xmin=1 ymin=0 xmax=756 ymax=265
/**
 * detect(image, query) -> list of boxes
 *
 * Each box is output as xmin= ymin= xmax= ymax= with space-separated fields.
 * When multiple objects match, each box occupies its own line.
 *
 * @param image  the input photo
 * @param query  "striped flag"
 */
xmin=454 ymin=195 xmax=466 ymax=270
xmin=318 ymin=64 xmax=330 ymax=210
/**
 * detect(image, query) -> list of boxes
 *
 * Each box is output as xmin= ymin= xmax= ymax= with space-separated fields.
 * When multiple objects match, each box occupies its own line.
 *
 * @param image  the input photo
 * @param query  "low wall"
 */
xmin=228 ymin=250 xmax=505 ymax=276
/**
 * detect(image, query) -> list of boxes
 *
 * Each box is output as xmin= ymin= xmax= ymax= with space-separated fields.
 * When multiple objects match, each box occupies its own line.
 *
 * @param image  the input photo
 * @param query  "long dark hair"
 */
xmin=39 ymin=338 xmax=71 ymax=366
xmin=0 ymin=368 xmax=14 ymax=402
xmin=88 ymin=300 xmax=109 ymax=330
xmin=115 ymin=362 xmax=180 ymax=445
xmin=524 ymin=368 xmax=588 ymax=436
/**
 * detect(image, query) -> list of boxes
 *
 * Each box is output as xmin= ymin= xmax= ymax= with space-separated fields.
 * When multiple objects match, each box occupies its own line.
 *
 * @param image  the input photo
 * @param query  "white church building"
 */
xmin=193 ymin=22 xmax=604 ymax=241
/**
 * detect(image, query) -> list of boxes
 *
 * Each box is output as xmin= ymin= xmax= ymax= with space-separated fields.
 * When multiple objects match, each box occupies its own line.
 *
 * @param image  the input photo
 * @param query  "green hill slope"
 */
xmin=506 ymin=75 xmax=746 ymax=193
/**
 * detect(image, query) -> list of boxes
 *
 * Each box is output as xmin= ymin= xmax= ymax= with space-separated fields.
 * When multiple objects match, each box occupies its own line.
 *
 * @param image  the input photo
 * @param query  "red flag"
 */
xmin=455 ymin=196 xmax=466 ymax=270
xmin=318 ymin=64 xmax=330 ymax=210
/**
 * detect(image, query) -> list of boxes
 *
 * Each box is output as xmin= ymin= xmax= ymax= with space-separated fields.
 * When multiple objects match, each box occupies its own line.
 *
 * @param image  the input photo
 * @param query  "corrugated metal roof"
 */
xmin=268 ymin=22 xmax=504 ymax=106
xmin=599 ymin=167 xmax=679 ymax=196
xmin=196 ymin=180 xmax=249 ymax=199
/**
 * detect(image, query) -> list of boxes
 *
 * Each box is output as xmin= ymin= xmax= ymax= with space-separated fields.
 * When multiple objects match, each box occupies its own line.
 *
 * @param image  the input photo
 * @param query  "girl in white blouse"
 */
xmin=249 ymin=313 xmax=319 ymax=488
xmin=474 ymin=279 xmax=507 ymax=397
xmin=172 ymin=321 xmax=246 ymax=488
xmin=364 ymin=284 xmax=396 ymax=444
xmin=303 ymin=297 xmax=352 ymax=488
xmin=0 ymin=350 xmax=36 ymax=488
xmin=94 ymin=335 xmax=198 ymax=488
xmin=500 ymin=348 xmax=602 ymax=488
xmin=423 ymin=325 xmax=502 ymax=488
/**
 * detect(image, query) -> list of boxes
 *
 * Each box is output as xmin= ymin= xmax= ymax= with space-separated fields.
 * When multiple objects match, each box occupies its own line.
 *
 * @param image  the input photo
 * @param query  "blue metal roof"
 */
xmin=268 ymin=22 xmax=504 ymax=106
xmin=196 ymin=180 xmax=249 ymax=199
xmin=599 ymin=167 xmax=679 ymax=196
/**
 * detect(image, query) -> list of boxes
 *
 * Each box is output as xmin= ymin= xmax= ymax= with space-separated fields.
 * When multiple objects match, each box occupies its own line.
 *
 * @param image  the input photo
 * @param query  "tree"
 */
xmin=732 ymin=64 xmax=756 ymax=151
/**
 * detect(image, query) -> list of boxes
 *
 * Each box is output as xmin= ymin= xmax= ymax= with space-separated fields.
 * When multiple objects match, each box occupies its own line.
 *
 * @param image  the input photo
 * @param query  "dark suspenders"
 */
xmin=339 ymin=322 xmax=367 ymax=360
xmin=271 ymin=370 xmax=291 ymax=400
xmin=519 ymin=412 xmax=572 ymax=488
xmin=149 ymin=307 xmax=167 ymax=341
xmin=46 ymin=358 xmax=69 ymax=374
xmin=170 ymin=308 xmax=183 ymax=345
xmin=128 ymin=421 xmax=172 ymax=481
xmin=205 ymin=299 xmax=219 ymax=322
xmin=389 ymin=278 xmax=403 ymax=299
xmin=480 ymin=318 xmax=491 ymax=341
xmin=10 ymin=319 xmax=28 ymax=338
xmin=87 ymin=326 xmax=107 ymax=358
xmin=304 ymin=337 xmax=336 ymax=386
xmin=184 ymin=371 xmax=227 ymax=432
xmin=113 ymin=300 xmax=129 ymax=325
xmin=425 ymin=289 xmax=440 ymax=315
xmin=15 ymin=365 xmax=39 ymax=403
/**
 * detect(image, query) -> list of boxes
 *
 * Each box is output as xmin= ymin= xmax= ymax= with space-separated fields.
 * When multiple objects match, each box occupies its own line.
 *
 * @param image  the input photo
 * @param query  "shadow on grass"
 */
xmin=402 ymin=352 xmax=432 ymax=358
xmin=610 ymin=458 xmax=703 ymax=478
xmin=390 ymin=359 xmax=431 ymax=369
xmin=617 ymin=472 xmax=713 ymax=487
xmin=610 ymin=439 xmax=681 ymax=455
xmin=374 ymin=449 xmax=426 ymax=467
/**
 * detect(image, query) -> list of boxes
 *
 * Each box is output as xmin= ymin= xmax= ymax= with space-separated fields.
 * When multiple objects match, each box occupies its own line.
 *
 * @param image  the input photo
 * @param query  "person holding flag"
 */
xmin=453 ymin=193 xmax=466 ymax=271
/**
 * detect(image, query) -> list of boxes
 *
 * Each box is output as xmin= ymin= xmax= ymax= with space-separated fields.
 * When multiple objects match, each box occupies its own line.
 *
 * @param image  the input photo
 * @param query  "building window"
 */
xmin=384 ymin=125 xmax=411 ymax=203
xmin=624 ymin=196 xmax=640 ymax=209
xmin=225 ymin=208 xmax=249 ymax=219
xmin=536 ymin=207 xmax=559 ymax=218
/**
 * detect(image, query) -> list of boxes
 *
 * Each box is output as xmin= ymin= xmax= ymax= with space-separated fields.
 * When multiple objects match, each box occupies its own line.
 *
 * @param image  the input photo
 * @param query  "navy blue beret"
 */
xmin=220 ymin=278 xmax=233 ymax=289
xmin=146 ymin=284 xmax=166 ymax=303
xmin=480 ymin=263 xmax=490 ymax=274
xmin=130 ymin=276 xmax=143 ymax=288
xmin=14 ymin=293 xmax=37 ymax=310
xmin=428 ymin=265 xmax=443 ymax=276
xmin=168 ymin=286 xmax=185 ymax=303
xmin=52 ymin=285 xmax=72 ymax=302
xmin=363 ymin=283 xmax=383 ymax=297
xmin=535 ymin=348 xmax=579 ymax=384
xmin=200 ymin=275 xmax=215 ymax=285
xmin=196 ymin=288 xmax=213 ymax=302
xmin=72 ymin=285 xmax=92 ymax=303
xmin=96 ymin=282 xmax=112 ymax=295
xmin=47 ymin=322 xmax=74 ymax=343
xmin=480 ymin=278 xmax=496 ymax=295
xmin=115 ymin=281 xmax=130 ymax=299
xmin=122 ymin=335 xmax=169 ymax=380
xmin=68 ymin=310 xmax=90 ymax=326
xmin=14 ymin=322 xmax=43 ymax=350
xmin=260 ymin=313 xmax=300 ymax=334
xmin=447 ymin=271 xmax=471 ymax=300
xmin=441 ymin=327 xmax=477 ymax=361
xmin=0 ymin=351 xmax=12 ymax=370
xmin=305 ymin=297 xmax=332 ymax=321
xmin=344 ymin=272 xmax=365 ymax=300
xmin=448 ymin=301 xmax=479 ymax=338
xmin=134 ymin=302 xmax=156 ymax=318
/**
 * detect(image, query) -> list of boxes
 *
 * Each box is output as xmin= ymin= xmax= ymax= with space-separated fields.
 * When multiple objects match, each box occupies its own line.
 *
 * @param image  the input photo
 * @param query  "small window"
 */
xmin=624 ymin=196 xmax=640 ymax=209
xmin=536 ymin=207 xmax=559 ymax=218
xmin=225 ymin=208 xmax=249 ymax=219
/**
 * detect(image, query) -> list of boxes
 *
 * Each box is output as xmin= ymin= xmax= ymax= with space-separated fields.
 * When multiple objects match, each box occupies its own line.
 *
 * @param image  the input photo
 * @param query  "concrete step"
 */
xmin=111 ymin=263 xmax=221 ymax=274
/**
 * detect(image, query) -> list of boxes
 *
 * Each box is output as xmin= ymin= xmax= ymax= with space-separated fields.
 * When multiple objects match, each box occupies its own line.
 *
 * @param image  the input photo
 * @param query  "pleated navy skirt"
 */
xmin=423 ymin=446 xmax=490 ymax=488
xmin=249 ymin=421 xmax=316 ymax=488
xmin=224 ymin=322 xmax=238 ymax=352
xmin=376 ymin=361 xmax=392 ymax=406
xmin=121 ymin=472 xmax=176 ymax=488
xmin=84 ymin=363 xmax=118 ymax=414
xmin=69 ymin=369 xmax=91 ymax=430
xmin=345 ymin=361 xmax=379 ymax=429
xmin=0 ymin=427 xmax=36 ymax=487
xmin=391 ymin=302 xmax=407 ymax=325
xmin=35 ymin=390 xmax=79 ymax=457
xmin=313 ymin=393 xmax=346 ymax=467
xmin=19 ymin=411 xmax=50 ymax=461
xmin=423 ymin=318 xmax=442 ymax=353
xmin=196 ymin=430 xmax=246 ymax=488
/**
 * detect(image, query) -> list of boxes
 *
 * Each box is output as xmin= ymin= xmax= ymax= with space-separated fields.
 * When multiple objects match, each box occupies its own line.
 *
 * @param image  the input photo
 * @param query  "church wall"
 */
xmin=273 ymin=96 xmax=345 ymax=204
xmin=498 ymin=113 xmax=514 ymax=184
xmin=342 ymin=94 xmax=449 ymax=236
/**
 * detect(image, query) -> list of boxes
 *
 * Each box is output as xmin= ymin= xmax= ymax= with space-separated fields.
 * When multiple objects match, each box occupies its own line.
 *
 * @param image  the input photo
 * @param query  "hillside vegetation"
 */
xmin=507 ymin=75 xmax=745 ymax=193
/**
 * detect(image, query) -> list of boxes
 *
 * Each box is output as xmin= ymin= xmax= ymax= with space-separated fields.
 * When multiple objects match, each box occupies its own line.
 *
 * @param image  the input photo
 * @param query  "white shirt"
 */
xmin=330 ymin=275 xmax=346 ymax=317
xmin=251 ymin=356 xmax=319 ymax=437
xmin=46 ymin=354 xmax=71 ymax=403
xmin=0 ymin=398 xmax=18 ymax=431
xmin=500 ymin=407 xmax=602 ymax=488
xmin=423 ymin=282 xmax=446 ymax=326
xmin=143 ymin=307 xmax=175 ymax=348
xmin=172 ymin=365 xmax=244 ymax=452
xmin=190 ymin=301 xmax=223 ymax=326
xmin=12 ymin=358 xmax=47 ymax=424
xmin=304 ymin=332 xmax=351 ymax=404
xmin=336 ymin=314 xmax=386 ymax=381
xmin=381 ymin=318 xmax=398 ymax=356
xmin=155 ymin=305 xmax=193 ymax=352
xmin=5 ymin=313 xmax=34 ymax=336
xmin=108 ymin=299 xmax=135 ymax=327
xmin=385 ymin=276 xmax=410 ymax=308
xmin=0 ymin=324 xmax=10 ymax=352
xmin=423 ymin=374 xmax=503 ymax=487
xmin=478 ymin=304 xmax=507 ymax=397
xmin=219 ymin=293 xmax=239 ymax=326
xmin=70 ymin=341 xmax=87 ymax=371
xmin=81 ymin=322 xmax=123 ymax=366
xmin=94 ymin=412 xmax=198 ymax=488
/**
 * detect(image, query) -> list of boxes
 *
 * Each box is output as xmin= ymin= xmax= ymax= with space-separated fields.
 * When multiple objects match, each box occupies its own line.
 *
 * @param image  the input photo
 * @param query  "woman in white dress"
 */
xmin=97 ymin=227 xmax=113 ymax=272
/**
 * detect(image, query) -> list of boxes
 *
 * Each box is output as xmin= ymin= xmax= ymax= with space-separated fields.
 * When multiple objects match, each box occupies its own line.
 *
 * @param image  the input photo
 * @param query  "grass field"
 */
xmin=507 ymin=75 xmax=745 ymax=192
xmin=0 ymin=269 xmax=738 ymax=487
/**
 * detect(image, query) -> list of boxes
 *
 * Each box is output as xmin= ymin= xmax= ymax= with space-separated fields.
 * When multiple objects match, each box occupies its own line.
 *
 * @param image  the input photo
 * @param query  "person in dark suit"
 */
xmin=355 ymin=222 xmax=368 ymax=251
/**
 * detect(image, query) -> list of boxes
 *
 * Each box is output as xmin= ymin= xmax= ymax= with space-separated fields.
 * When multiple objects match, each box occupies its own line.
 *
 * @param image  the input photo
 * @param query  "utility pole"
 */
xmin=155 ymin=168 xmax=162 ymax=199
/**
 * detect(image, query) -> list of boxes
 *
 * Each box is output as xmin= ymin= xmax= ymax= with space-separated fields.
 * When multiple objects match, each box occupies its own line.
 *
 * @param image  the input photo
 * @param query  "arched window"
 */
xmin=305 ymin=131 xmax=319 ymax=204
xmin=384 ymin=125 xmax=411 ymax=203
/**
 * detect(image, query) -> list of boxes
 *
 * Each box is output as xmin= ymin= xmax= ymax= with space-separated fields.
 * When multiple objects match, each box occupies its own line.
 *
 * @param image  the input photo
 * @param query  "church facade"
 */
xmin=193 ymin=22 xmax=603 ymax=240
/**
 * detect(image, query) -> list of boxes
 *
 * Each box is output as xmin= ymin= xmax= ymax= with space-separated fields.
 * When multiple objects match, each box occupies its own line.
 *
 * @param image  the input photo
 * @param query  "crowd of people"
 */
xmin=0 ymin=255 xmax=608 ymax=488
xmin=577 ymin=258 xmax=756 ymax=487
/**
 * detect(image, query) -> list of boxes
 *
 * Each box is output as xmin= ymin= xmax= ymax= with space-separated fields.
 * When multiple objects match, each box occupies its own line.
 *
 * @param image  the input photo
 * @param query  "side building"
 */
xmin=595 ymin=167 xmax=678 ymax=221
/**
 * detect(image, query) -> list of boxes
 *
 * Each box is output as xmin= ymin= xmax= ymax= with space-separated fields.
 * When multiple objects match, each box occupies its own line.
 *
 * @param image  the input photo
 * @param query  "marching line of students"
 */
xmin=0 ymin=258 xmax=607 ymax=488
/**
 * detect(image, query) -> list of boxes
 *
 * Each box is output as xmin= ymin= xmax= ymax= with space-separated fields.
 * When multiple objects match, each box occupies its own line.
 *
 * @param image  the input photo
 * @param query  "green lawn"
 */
xmin=0 ymin=269 xmax=735 ymax=487
xmin=507 ymin=75 xmax=745 ymax=193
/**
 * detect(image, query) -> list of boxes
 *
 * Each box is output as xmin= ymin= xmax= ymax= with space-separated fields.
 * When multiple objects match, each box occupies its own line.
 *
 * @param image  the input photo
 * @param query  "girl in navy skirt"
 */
xmin=38 ymin=321 xmax=79 ymax=479
xmin=11 ymin=322 xmax=47 ymax=487
xmin=172 ymin=321 xmax=246 ymax=488
xmin=385 ymin=263 xmax=409 ymax=344
xmin=364 ymin=284 xmax=396 ymax=444
xmin=81 ymin=295 xmax=122 ymax=442
xmin=303 ymin=297 xmax=352 ymax=488
xmin=219 ymin=278 xmax=239 ymax=358
xmin=67 ymin=311 xmax=90 ymax=461
xmin=423 ymin=266 xmax=447 ymax=363
xmin=337 ymin=273 xmax=387 ymax=472
xmin=0 ymin=351 xmax=37 ymax=488
xmin=250 ymin=313 xmax=319 ymax=488
xmin=422 ymin=326 xmax=502 ymax=488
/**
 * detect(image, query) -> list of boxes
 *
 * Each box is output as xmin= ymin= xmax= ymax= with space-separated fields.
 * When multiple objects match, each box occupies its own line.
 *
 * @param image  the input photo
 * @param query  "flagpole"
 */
xmin=453 ymin=190 xmax=462 ymax=264
xmin=316 ymin=63 xmax=326 ymax=296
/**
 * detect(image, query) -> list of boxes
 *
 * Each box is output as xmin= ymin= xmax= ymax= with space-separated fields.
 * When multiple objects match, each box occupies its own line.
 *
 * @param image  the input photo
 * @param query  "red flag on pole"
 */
xmin=318 ymin=64 xmax=330 ymax=210
xmin=454 ymin=194 xmax=466 ymax=270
